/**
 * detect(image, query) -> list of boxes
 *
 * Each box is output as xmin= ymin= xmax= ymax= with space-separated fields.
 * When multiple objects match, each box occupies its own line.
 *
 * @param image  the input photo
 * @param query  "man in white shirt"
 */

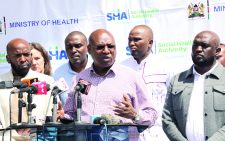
xmin=121 ymin=25 xmax=170 ymax=141
xmin=162 ymin=31 xmax=225 ymax=140
xmin=53 ymin=31 xmax=91 ymax=106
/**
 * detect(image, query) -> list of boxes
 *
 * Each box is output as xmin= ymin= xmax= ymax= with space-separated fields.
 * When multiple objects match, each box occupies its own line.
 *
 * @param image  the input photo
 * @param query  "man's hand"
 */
xmin=114 ymin=94 xmax=136 ymax=120
xmin=57 ymin=101 xmax=64 ymax=122
xmin=16 ymin=128 xmax=30 ymax=136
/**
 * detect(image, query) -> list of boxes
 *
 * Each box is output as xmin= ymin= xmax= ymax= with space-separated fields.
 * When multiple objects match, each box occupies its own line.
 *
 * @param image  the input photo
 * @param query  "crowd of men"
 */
xmin=0 ymin=25 xmax=225 ymax=141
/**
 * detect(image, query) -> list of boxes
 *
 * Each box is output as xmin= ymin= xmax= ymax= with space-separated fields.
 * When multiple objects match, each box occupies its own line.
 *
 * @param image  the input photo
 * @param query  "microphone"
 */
xmin=74 ymin=79 xmax=91 ymax=123
xmin=0 ymin=81 xmax=28 ymax=89
xmin=51 ymin=86 xmax=62 ymax=96
xmin=93 ymin=117 xmax=109 ymax=125
xmin=18 ymin=82 xmax=50 ymax=94
xmin=51 ymin=78 xmax=69 ymax=123
xmin=93 ymin=114 xmax=121 ymax=125
xmin=32 ymin=81 xmax=50 ymax=95
xmin=21 ymin=78 xmax=38 ymax=87
xmin=75 ymin=79 xmax=91 ymax=95
xmin=51 ymin=78 xmax=69 ymax=96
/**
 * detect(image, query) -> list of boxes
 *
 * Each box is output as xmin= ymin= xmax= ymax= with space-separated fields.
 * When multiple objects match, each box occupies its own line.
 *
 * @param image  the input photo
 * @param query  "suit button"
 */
xmin=205 ymin=113 xmax=207 ymax=116
xmin=205 ymin=136 xmax=208 ymax=140
xmin=205 ymin=91 xmax=208 ymax=94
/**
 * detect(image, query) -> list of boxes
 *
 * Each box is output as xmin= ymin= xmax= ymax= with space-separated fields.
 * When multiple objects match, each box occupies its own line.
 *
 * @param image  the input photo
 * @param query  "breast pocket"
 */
xmin=171 ymin=86 xmax=190 ymax=112
xmin=213 ymin=85 xmax=225 ymax=110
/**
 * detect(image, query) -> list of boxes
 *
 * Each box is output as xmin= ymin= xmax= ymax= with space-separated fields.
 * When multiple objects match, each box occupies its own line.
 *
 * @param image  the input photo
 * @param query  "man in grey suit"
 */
xmin=162 ymin=31 xmax=225 ymax=141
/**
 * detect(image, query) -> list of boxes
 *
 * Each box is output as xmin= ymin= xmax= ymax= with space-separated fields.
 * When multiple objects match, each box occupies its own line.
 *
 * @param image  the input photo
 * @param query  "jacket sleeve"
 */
xmin=162 ymin=76 xmax=188 ymax=141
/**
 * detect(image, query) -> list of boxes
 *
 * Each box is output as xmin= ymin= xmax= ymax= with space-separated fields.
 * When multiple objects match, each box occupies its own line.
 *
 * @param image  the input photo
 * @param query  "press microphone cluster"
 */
xmin=21 ymin=78 xmax=50 ymax=95
xmin=2 ymin=78 xmax=50 ymax=95
xmin=17 ymin=78 xmax=50 ymax=124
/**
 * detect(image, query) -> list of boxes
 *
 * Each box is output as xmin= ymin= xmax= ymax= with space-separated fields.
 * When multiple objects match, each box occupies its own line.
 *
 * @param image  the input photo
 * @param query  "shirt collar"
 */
xmin=185 ymin=62 xmax=220 ymax=79
xmin=90 ymin=63 xmax=116 ymax=77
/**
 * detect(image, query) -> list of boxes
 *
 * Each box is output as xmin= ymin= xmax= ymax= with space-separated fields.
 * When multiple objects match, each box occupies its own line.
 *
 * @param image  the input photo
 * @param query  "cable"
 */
xmin=44 ymin=94 xmax=53 ymax=122
xmin=104 ymin=123 xmax=108 ymax=141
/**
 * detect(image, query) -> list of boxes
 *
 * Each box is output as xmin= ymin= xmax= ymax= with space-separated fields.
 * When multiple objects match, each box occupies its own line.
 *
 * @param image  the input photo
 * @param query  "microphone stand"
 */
xmin=27 ymin=90 xmax=36 ymax=124
xmin=52 ymin=93 xmax=57 ymax=123
xmin=73 ymin=85 xmax=82 ymax=124
xmin=18 ymin=91 xmax=26 ymax=123
xmin=76 ymin=91 xmax=82 ymax=123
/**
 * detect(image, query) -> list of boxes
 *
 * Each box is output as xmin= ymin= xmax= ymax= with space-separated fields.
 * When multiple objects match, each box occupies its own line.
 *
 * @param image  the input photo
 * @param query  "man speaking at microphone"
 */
xmin=58 ymin=29 xmax=157 ymax=141
xmin=0 ymin=38 xmax=55 ymax=139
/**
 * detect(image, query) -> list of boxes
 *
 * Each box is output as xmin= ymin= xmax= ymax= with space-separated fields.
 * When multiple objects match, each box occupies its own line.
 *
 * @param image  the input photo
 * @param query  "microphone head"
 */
xmin=21 ymin=78 xmax=38 ymax=87
xmin=13 ymin=82 xmax=28 ymax=88
xmin=31 ymin=81 xmax=48 ymax=95
xmin=101 ymin=114 xmax=121 ymax=125
xmin=93 ymin=117 xmax=108 ymax=125
xmin=0 ymin=81 xmax=28 ymax=89
xmin=51 ymin=86 xmax=62 ymax=96
xmin=75 ymin=79 xmax=91 ymax=95
xmin=30 ymin=85 xmax=39 ymax=94
xmin=0 ymin=81 xmax=13 ymax=89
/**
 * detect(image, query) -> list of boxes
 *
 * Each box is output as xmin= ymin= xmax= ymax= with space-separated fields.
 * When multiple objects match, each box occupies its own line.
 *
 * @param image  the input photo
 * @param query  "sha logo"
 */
xmin=188 ymin=3 xmax=205 ymax=18
xmin=107 ymin=11 xmax=129 ymax=21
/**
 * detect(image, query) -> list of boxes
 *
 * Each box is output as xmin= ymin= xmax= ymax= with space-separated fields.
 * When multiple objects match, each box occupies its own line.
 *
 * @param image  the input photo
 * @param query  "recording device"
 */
xmin=0 ymin=81 xmax=28 ymax=89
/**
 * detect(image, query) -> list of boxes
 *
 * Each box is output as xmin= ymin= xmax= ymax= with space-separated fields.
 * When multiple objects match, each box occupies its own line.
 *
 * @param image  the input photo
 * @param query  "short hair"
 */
xmin=64 ymin=31 xmax=87 ymax=45
xmin=30 ymin=42 xmax=52 ymax=76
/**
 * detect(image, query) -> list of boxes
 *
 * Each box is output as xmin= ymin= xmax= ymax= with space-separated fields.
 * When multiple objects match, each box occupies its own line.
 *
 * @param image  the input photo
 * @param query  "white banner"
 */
xmin=1 ymin=0 xmax=225 ymax=74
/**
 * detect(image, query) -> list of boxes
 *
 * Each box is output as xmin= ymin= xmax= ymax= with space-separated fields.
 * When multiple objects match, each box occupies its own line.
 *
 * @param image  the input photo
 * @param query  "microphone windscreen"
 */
xmin=76 ymin=79 xmax=91 ymax=95
xmin=101 ymin=114 xmax=121 ymax=124
xmin=93 ymin=117 xmax=108 ymax=125
xmin=32 ymin=81 xmax=48 ymax=95
xmin=51 ymin=86 xmax=62 ymax=96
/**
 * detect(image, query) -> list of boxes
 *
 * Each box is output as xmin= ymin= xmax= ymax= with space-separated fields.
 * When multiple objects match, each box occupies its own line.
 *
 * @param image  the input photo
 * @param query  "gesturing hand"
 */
xmin=56 ymin=101 xmax=64 ymax=122
xmin=114 ymin=94 xmax=136 ymax=120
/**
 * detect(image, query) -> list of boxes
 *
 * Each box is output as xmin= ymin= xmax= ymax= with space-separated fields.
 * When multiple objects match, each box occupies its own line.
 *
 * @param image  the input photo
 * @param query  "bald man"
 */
xmin=0 ymin=38 xmax=55 ymax=140
xmin=59 ymin=29 xmax=157 ymax=141
xmin=121 ymin=25 xmax=170 ymax=140
xmin=162 ymin=31 xmax=225 ymax=141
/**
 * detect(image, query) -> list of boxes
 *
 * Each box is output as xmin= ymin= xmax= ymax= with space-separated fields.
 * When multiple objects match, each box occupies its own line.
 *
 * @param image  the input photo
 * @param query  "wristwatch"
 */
xmin=132 ymin=112 xmax=140 ymax=123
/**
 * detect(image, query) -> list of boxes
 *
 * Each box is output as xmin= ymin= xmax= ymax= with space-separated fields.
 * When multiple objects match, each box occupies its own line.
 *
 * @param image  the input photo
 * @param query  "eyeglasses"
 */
xmin=96 ymin=44 xmax=115 ymax=50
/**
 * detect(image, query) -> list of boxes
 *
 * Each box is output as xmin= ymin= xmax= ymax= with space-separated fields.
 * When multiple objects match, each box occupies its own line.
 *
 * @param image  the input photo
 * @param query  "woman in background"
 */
xmin=30 ymin=42 xmax=52 ymax=76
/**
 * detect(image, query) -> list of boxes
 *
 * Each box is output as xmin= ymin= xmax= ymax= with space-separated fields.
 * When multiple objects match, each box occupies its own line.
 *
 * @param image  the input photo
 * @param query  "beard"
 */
xmin=192 ymin=55 xmax=215 ymax=67
xmin=11 ymin=63 xmax=31 ymax=77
